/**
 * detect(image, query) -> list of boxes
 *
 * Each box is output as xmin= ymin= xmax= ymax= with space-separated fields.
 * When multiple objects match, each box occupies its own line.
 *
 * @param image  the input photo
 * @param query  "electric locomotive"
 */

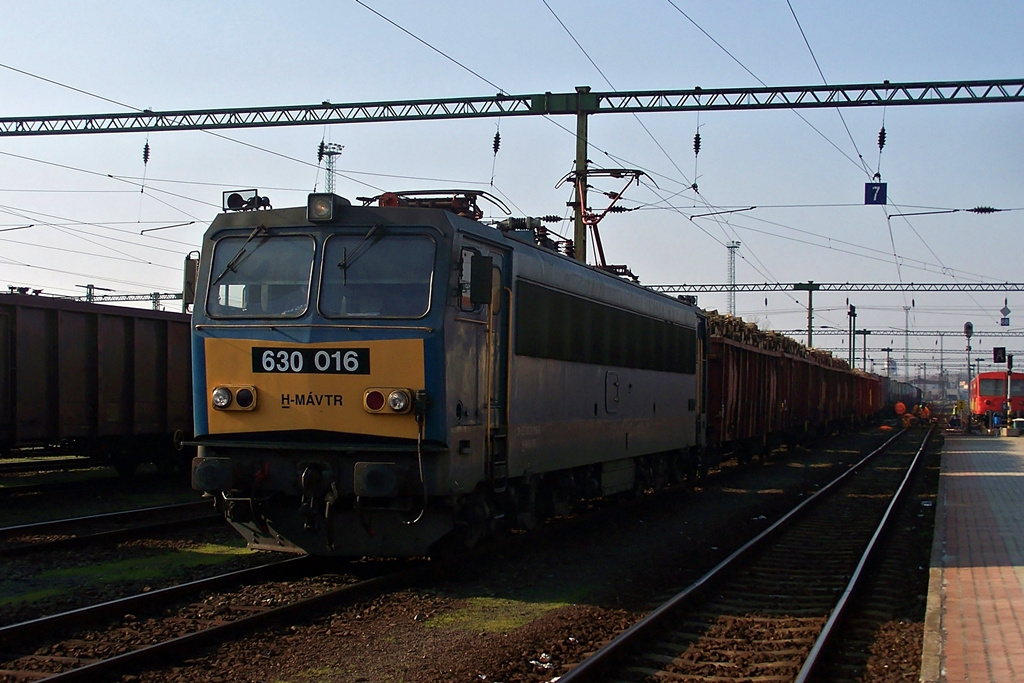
xmin=190 ymin=190 xmax=706 ymax=556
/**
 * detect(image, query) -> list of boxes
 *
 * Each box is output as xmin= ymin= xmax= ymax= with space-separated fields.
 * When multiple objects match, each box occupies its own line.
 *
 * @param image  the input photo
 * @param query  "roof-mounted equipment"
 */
xmin=307 ymin=193 xmax=352 ymax=222
xmin=355 ymin=190 xmax=510 ymax=220
xmin=223 ymin=189 xmax=271 ymax=212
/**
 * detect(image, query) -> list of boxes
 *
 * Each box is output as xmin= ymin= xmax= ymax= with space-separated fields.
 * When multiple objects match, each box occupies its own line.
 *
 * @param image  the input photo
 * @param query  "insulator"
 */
xmin=142 ymin=142 xmax=150 ymax=165
xmin=539 ymin=215 xmax=563 ymax=223
xmin=693 ymin=131 xmax=701 ymax=156
xmin=969 ymin=206 xmax=999 ymax=213
xmin=607 ymin=205 xmax=631 ymax=213
xmin=317 ymin=140 xmax=325 ymax=163
xmin=877 ymin=126 xmax=886 ymax=151
xmin=492 ymin=131 xmax=501 ymax=155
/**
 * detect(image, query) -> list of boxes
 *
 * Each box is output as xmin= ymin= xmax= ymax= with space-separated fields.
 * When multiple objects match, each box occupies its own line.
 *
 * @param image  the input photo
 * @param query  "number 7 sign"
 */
xmin=865 ymin=182 xmax=887 ymax=205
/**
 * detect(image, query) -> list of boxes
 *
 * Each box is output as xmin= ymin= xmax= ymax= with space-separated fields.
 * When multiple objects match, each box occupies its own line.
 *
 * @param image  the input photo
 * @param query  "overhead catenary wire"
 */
xmin=0 ymin=14 xmax=1011 ymax=335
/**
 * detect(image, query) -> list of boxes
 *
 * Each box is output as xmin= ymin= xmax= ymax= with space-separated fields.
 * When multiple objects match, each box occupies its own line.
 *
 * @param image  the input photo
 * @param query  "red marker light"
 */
xmin=365 ymin=390 xmax=386 ymax=412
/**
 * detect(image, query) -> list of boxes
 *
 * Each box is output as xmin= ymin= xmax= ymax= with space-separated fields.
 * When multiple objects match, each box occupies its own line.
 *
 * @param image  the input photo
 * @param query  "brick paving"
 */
xmin=922 ymin=434 xmax=1024 ymax=682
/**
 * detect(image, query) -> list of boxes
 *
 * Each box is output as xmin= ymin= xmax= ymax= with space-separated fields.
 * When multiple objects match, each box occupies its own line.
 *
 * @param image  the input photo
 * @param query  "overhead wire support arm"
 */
xmin=649 ymin=282 xmax=1024 ymax=293
xmin=1 ymin=79 xmax=1022 ymax=136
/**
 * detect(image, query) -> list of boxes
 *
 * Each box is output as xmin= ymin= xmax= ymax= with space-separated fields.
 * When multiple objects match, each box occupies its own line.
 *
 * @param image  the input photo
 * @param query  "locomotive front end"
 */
xmin=190 ymin=193 xmax=452 ymax=557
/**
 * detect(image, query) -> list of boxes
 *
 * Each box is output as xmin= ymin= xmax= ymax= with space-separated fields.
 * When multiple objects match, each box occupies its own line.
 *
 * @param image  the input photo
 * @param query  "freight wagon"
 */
xmin=0 ymin=294 xmax=193 ymax=474
xmin=703 ymin=312 xmax=882 ymax=465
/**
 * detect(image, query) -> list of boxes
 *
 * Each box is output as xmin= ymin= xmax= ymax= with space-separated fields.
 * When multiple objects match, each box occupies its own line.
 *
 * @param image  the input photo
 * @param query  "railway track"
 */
xmin=0 ymin=500 xmax=219 ymax=558
xmin=0 ymin=456 xmax=97 ymax=476
xmin=0 ymin=556 xmax=423 ymax=681
xmin=558 ymin=426 xmax=933 ymax=682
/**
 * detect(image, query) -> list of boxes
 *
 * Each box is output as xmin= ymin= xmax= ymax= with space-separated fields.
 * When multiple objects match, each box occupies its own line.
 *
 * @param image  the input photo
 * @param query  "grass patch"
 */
xmin=0 ymin=542 xmax=251 ymax=608
xmin=46 ymin=542 xmax=250 ymax=581
xmin=428 ymin=585 xmax=590 ymax=633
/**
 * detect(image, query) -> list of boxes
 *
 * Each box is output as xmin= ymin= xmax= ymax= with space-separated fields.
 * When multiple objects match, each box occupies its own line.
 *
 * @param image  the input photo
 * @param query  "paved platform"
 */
xmin=921 ymin=433 xmax=1024 ymax=682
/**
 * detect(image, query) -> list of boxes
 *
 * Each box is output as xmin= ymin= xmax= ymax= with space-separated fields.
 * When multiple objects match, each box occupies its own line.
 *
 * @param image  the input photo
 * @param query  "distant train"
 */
xmin=0 ymin=294 xmax=193 ymax=474
xmin=970 ymin=370 xmax=1024 ymax=426
xmin=189 ymin=190 xmax=913 ymax=557
xmin=703 ymin=316 xmax=919 ymax=466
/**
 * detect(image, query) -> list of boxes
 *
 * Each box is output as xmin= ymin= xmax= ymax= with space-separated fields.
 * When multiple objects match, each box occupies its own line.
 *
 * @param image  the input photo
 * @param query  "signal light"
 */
xmin=211 ymin=385 xmax=258 ymax=411
xmin=364 ymin=390 xmax=386 ymax=412
xmin=235 ymin=388 xmax=256 ymax=409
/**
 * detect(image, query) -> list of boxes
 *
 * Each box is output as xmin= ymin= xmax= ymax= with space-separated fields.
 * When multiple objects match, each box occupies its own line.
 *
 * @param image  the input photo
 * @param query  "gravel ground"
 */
xmin=116 ymin=427 xmax=935 ymax=683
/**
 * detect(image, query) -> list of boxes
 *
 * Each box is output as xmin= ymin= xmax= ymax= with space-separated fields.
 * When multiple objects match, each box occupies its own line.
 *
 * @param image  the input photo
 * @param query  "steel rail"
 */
xmin=0 ymin=557 xmax=308 ymax=648
xmin=21 ymin=561 xmax=420 ymax=682
xmin=557 ymin=427 xmax=919 ymax=682
xmin=794 ymin=427 xmax=934 ymax=681
xmin=0 ymin=500 xmax=218 ymax=558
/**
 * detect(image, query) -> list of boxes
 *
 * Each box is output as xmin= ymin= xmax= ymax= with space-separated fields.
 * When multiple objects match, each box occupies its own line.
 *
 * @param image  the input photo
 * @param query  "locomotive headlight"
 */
xmin=307 ymin=192 xmax=350 ymax=222
xmin=307 ymin=194 xmax=335 ymax=221
xmin=388 ymin=389 xmax=411 ymax=413
xmin=364 ymin=387 xmax=414 ymax=414
xmin=211 ymin=387 xmax=233 ymax=409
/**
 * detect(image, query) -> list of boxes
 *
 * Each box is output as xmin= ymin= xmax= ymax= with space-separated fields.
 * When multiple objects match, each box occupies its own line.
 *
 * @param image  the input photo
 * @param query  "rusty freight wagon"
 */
xmin=704 ymin=312 xmax=877 ymax=464
xmin=0 ymin=293 xmax=193 ymax=473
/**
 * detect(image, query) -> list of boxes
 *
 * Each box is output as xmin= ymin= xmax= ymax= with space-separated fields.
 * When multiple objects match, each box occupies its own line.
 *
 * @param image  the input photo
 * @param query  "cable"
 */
xmin=352 ymin=0 xmax=506 ymax=95
xmin=0 ymin=203 xmax=198 ymax=250
xmin=786 ymin=0 xmax=871 ymax=177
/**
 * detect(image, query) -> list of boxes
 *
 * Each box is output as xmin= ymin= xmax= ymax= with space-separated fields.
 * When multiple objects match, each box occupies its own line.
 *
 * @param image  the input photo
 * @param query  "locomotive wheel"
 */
xmin=456 ymin=489 xmax=494 ymax=549
xmin=508 ymin=477 xmax=539 ymax=531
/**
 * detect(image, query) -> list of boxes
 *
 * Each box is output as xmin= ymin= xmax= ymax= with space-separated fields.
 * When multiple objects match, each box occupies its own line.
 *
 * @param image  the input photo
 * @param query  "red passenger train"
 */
xmin=970 ymin=371 xmax=1024 ymax=424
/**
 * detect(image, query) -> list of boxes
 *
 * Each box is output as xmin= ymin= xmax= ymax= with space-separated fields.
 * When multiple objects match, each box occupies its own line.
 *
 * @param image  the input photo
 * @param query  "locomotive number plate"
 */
xmin=252 ymin=347 xmax=370 ymax=374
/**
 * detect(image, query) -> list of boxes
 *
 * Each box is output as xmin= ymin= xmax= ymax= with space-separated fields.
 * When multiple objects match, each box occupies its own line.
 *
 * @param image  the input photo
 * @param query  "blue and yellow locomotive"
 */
xmin=190 ymin=190 xmax=706 ymax=556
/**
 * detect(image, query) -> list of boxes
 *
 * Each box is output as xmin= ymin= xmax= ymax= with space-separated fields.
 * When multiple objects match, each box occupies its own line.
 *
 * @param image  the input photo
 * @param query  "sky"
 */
xmin=1 ymin=1 xmax=1022 ymax=384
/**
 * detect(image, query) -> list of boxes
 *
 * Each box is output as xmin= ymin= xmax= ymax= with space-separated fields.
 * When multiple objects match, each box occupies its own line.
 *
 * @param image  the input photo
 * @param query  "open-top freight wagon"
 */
xmin=0 ymin=293 xmax=193 ymax=474
xmin=704 ymin=311 xmax=896 ymax=465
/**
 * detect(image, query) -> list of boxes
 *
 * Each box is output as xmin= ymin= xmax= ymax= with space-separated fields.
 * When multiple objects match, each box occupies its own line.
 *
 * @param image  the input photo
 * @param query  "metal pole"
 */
xmin=807 ymin=288 xmax=813 ymax=347
xmin=794 ymin=281 xmax=819 ymax=347
xmin=857 ymin=330 xmax=870 ymax=370
xmin=965 ymin=321 xmax=973 ymax=434
xmin=572 ymin=86 xmax=590 ymax=264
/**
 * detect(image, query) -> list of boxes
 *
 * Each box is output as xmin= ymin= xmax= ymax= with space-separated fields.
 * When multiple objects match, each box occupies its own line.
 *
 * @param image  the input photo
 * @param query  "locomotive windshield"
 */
xmin=319 ymin=232 xmax=435 ymax=318
xmin=206 ymin=234 xmax=315 ymax=318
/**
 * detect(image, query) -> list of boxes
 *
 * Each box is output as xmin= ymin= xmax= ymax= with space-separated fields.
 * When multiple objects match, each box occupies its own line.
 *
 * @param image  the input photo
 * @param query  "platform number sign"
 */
xmin=865 ymin=182 xmax=887 ymax=205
